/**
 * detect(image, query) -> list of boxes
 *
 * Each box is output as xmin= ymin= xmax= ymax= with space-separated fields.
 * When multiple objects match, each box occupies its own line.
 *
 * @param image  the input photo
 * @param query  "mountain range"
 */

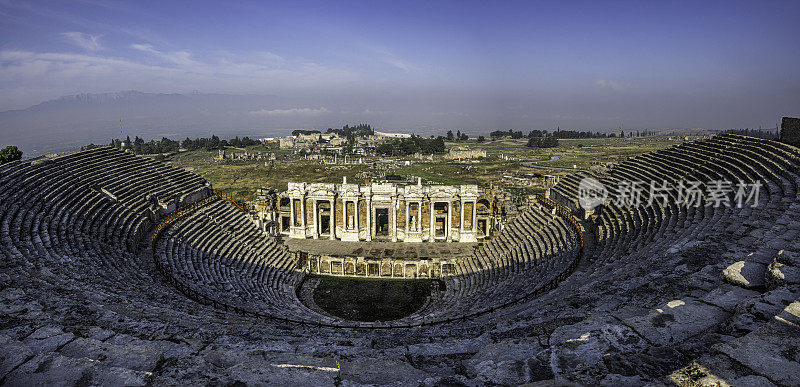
xmin=0 ymin=90 xmax=309 ymax=157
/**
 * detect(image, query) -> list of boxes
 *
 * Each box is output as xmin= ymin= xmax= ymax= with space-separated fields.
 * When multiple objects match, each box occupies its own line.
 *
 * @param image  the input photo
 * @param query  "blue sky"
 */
xmin=1 ymin=0 xmax=798 ymax=131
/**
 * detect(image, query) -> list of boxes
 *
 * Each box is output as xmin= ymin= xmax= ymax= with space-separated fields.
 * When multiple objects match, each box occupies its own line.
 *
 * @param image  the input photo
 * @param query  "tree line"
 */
xmin=291 ymin=129 xmax=320 ymax=136
xmin=375 ymin=135 xmax=446 ymax=156
xmin=486 ymin=128 xmax=659 ymax=140
xmin=526 ymin=136 xmax=559 ymax=148
xmin=84 ymin=135 xmax=263 ymax=155
xmin=326 ymin=124 xmax=374 ymax=137
xmin=180 ymin=135 xmax=261 ymax=151
xmin=490 ymin=129 xmax=527 ymax=139
xmin=446 ymin=130 xmax=469 ymax=141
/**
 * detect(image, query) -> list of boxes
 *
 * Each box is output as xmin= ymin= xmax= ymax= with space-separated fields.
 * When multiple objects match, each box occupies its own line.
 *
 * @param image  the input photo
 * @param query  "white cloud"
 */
xmin=249 ymin=107 xmax=330 ymax=116
xmin=252 ymin=51 xmax=286 ymax=66
xmin=553 ymin=113 xmax=627 ymax=121
xmin=595 ymin=79 xmax=633 ymax=91
xmin=361 ymin=109 xmax=389 ymax=115
xmin=370 ymin=47 xmax=415 ymax=73
xmin=131 ymin=43 xmax=195 ymax=66
xmin=130 ymin=43 xmax=154 ymax=52
xmin=381 ymin=53 xmax=412 ymax=72
xmin=432 ymin=111 xmax=469 ymax=117
xmin=62 ymin=32 xmax=103 ymax=51
xmin=0 ymin=47 xmax=357 ymax=107
xmin=0 ymin=50 xmax=168 ymax=80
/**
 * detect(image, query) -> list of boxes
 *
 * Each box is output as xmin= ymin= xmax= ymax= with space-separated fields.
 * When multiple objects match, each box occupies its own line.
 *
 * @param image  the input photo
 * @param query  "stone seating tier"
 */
xmin=2 ymin=137 xmax=799 ymax=384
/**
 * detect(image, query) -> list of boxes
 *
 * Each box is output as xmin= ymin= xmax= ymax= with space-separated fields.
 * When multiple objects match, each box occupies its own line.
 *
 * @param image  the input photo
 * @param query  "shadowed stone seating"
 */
xmin=1 ymin=137 xmax=799 ymax=385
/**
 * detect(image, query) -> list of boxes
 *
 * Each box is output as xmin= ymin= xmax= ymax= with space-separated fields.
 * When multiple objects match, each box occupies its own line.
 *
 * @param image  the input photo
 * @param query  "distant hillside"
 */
xmin=26 ymin=90 xmax=165 ymax=110
xmin=0 ymin=91 xmax=294 ymax=157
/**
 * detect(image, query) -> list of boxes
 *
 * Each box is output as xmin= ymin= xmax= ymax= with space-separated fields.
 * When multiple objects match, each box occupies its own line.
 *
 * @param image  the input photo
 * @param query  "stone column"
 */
xmin=342 ymin=198 xmax=347 ymax=230
xmin=330 ymin=198 xmax=336 ymax=240
xmin=447 ymin=201 xmax=453 ymax=241
xmin=405 ymin=202 xmax=410 ymax=235
xmin=355 ymin=199 xmax=360 ymax=237
xmin=459 ymin=198 xmax=465 ymax=239
xmin=301 ymin=196 xmax=306 ymax=236
xmin=429 ymin=199 xmax=435 ymax=241
xmin=417 ymin=201 xmax=422 ymax=231
xmin=472 ymin=200 xmax=477 ymax=232
xmin=312 ymin=199 xmax=318 ymax=239
xmin=290 ymin=197 xmax=295 ymax=227
xmin=391 ymin=196 xmax=398 ymax=242
xmin=366 ymin=197 xmax=372 ymax=241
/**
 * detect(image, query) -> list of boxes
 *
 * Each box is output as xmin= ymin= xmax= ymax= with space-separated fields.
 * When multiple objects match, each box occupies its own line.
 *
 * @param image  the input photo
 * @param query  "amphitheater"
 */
xmin=1 ymin=134 xmax=799 ymax=385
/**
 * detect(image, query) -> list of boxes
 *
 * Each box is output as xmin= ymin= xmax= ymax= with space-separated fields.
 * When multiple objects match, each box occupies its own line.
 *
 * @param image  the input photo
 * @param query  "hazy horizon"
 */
xmin=1 ymin=0 xmax=799 ymax=155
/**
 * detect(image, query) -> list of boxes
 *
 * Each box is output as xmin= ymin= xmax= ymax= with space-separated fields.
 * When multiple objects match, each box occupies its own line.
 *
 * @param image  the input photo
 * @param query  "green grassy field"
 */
xmin=162 ymin=135 xmax=691 ymax=201
xmin=312 ymin=277 xmax=432 ymax=322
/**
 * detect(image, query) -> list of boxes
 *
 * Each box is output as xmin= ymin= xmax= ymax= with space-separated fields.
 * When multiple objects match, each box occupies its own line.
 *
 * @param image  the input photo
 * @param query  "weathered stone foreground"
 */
xmin=1 ymin=134 xmax=799 ymax=385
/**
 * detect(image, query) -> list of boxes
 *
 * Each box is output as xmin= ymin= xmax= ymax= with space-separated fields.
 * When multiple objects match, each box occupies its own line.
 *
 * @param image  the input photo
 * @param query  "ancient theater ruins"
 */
xmin=2 ymin=2 xmax=798 ymax=383
xmin=282 ymin=180 xmax=483 ymax=243
xmin=1 ymin=133 xmax=799 ymax=385
xmin=247 ymin=179 xmax=519 ymax=278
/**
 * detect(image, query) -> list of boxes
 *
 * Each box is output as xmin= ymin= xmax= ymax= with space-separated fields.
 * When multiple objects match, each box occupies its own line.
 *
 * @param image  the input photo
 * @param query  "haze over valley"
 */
xmin=1 ymin=1 xmax=798 ymax=156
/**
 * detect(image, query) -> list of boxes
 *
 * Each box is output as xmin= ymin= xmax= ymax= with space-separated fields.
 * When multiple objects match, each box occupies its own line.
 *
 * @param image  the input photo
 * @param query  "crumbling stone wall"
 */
xmin=781 ymin=116 xmax=800 ymax=147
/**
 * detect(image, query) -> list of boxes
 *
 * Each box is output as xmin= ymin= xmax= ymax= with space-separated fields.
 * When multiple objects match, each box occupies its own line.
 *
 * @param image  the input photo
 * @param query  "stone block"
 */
xmin=716 ymin=302 xmax=800 ymax=386
xmin=626 ymin=298 xmax=729 ymax=345
xmin=722 ymin=261 xmax=766 ymax=289
xmin=4 ymin=353 xmax=150 ymax=386
xmin=0 ymin=335 xmax=32 ymax=380
xmin=60 ymin=337 xmax=163 ymax=372
xmin=464 ymin=337 xmax=551 ymax=384
xmin=549 ymin=323 xmax=648 ymax=384
xmin=766 ymin=261 xmax=800 ymax=289
xmin=776 ymin=250 xmax=800 ymax=266
xmin=701 ymin=284 xmax=759 ymax=312
xmin=732 ymin=375 xmax=777 ymax=386
xmin=22 ymin=326 xmax=74 ymax=355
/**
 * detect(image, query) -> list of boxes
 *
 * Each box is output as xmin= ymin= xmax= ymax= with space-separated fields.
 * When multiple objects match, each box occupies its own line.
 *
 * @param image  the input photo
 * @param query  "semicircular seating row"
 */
xmin=0 ymin=147 xmax=217 ymax=324
xmin=154 ymin=134 xmax=800 ymax=327
xmin=0 ymin=145 xmax=583 ymax=328
xmin=449 ymin=135 xmax=800 ymax=358
xmin=550 ymin=134 xmax=800 ymax=271
xmin=398 ymin=206 xmax=580 ymax=323
xmin=156 ymin=189 xmax=582 ymax=326
xmin=3 ymin=135 xmax=797 ymax=329
xmin=154 ymin=198 xmax=333 ymax=324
